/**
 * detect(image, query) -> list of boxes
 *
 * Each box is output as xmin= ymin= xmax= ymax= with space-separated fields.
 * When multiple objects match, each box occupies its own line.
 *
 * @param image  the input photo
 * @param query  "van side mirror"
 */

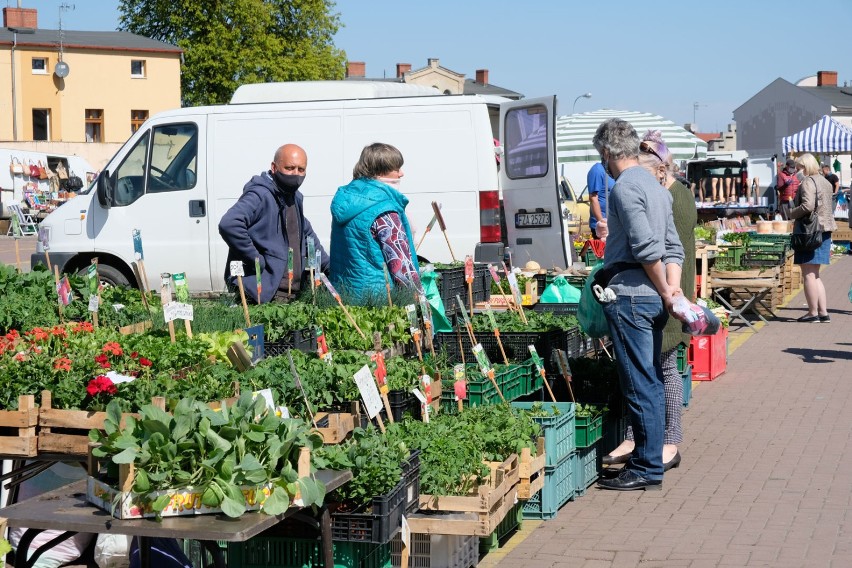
xmin=96 ymin=169 xmax=113 ymax=209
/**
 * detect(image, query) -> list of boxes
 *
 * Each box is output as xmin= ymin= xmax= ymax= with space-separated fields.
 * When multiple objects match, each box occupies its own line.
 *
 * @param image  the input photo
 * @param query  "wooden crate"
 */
xmin=0 ymin=395 xmax=39 ymax=457
xmin=406 ymin=448 xmax=543 ymax=537
xmin=313 ymin=411 xmax=355 ymax=445
xmin=38 ymin=390 xmax=109 ymax=456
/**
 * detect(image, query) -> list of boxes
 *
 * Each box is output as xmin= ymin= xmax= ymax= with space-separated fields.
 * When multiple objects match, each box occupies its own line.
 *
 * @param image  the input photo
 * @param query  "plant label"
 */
xmin=307 ymin=237 xmax=317 ymax=269
xmin=254 ymin=257 xmax=261 ymax=299
xmin=276 ymin=406 xmax=290 ymax=419
xmin=421 ymin=375 xmax=432 ymax=404
xmin=10 ymin=213 xmax=21 ymax=239
xmin=87 ymin=263 xmax=99 ymax=294
xmin=172 ymin=272 xmax=189 ymax=303
xmin=485 ymin=305 xmax=498 ymax=331
xmin=506 ymin=270 xmax=523 ymax=306
xmin=229 ymin=261 xmax=245 ymax=277
xmin=471 ymin=343 xmax=493 ymax=377
xmin=464 ymin=255 xmax=474 ymax=284
xmin=354 ymin=365 xmax=383 ymax=419
xmin=316 ymin=328 xmax=331 ymax=360
xmin=315 ymin=249 xmax=322 ymax=272
xmin=528 ymin=345 xmax=546 ymax=377
xmin=487 ymin=263 xmax=501 ymax=284
xmin=417 ymin=294 xmax=433 ymax=336
xmin=454 ymin=364 xmax=467 ymax=401
xmin=132 ymin=229 xmax=144 ymax=261
xmin=287 ymin=248 xmax=293 ymax=272
xmin=88 ymin=295 xmax=100 ymax=312
xmin=455 ymin=295 xmax=472 ymax=326
xmin=57 ymin=276 xmax=73 ymax=306
xmin=163 ymin=301 xmax=194 ymax=322
xmin=371 ymin=353 xmax=387 ymax=386
xmin=401 ymin=515 xmax=411 ymax=550
xmin=38 ymin=226 xmax=50 ymax=251
xmin=318 ymin=273 xmax=339 ymax=299
xmin=252 ymin=389 xmax=276 ymax=412
xmin=405 ymin=304 xmax=419 ymax=334
xmin=106 ymin=370 xmax=136 ymax=385
xmin=411 ymin=388 xmax=427 ymax=404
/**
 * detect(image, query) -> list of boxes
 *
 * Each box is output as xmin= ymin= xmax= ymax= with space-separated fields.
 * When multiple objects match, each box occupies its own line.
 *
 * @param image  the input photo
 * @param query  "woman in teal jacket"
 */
xmin=330 ymin=143 xmax=421 ymax=304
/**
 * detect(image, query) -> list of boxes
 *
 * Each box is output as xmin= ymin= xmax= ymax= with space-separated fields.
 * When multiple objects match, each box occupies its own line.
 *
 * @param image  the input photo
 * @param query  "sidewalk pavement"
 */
xmin=490 ymin=255 xmax=852 ymax=567
xmin=0 ymin=236 xmax=37 ymax=271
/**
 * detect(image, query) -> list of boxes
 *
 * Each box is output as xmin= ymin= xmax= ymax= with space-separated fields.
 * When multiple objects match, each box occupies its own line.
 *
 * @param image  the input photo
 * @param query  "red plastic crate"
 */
xmin=688 ymin=327 xmax=727 ymax=381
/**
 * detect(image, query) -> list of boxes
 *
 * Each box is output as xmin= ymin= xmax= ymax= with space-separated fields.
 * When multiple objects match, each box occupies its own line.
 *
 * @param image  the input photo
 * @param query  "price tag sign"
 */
xmin=132 ymin=229 xmax=144 ymax=261
xmin=354 ymin=365 xmax=384 ymax=419
xmin=506 ymin=269 xmax=523 ymax=307
xmin=528 ymin=345 xmax=546 ymax=378
xmin=464 ymin=255 xmax=474 ymax=284
xmin=163 ymin=301 xmax=194 ymax=322
xmin=229 ymin=261 xmax=245 ymax=277
xmin=487 ymin=263 xmax=501 ymax=284
xmin=172 ymin=272 xmax=190 ymax=303
xmin=319 ymin=273 xmax=340 ymax=299
xmin=405 ymin=304 xmax=419 ymax=334
xmin=471 ymin=343 xmax=493 ymax=377
xmin=307 ymin=237 xmax=317 ymax=270
xmin=88 ymin=295 xmax=100 ymax=312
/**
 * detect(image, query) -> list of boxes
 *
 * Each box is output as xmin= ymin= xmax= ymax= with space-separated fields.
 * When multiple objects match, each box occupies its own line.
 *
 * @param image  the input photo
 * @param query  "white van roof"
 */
xmin=230 ymin=81 xmax=442 ymax=104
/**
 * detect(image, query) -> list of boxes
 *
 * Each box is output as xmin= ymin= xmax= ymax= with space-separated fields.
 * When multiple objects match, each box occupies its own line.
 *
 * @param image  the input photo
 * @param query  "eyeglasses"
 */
xmin=639 ymin=140 xmax=667 ymax=164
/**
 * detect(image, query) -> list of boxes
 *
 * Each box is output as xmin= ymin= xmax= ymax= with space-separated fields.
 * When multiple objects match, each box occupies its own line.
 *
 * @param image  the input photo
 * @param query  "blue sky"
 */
xmin=40 ymin=0 xmax=852 ymax=134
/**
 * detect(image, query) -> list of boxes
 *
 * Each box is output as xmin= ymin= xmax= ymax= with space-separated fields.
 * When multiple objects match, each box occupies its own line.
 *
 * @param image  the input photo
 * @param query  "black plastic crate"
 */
xmin=434 ymin=330 xmax=558 ymax=368
xmin=386 ymin=389 xmax=421 ymax=422
xmin=742 ymin=251 xmax=785 ymax=267
xmin=548 ymin=326 xmax=584 ymax=360
xmin=331 ymin=450 xmax=421 ymax=544
xmin=531 ymin=302 xmax=579 ymax=315
xmin=547 ymin=357 xmax=621 ymax=404
xmin=436 ymin=265 xmax=491 ymax=315
xmin=264 ymin=327 xmax=317 ymax=357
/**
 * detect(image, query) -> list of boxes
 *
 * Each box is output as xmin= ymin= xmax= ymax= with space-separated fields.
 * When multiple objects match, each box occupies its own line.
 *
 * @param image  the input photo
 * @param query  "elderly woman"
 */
xmin=329 ymin=143 xmax=421 ymax=304
xmin=790 ymin=153 xmax=836 ymax=322
xmin=604 ymin=130 xmax=697 ymax=472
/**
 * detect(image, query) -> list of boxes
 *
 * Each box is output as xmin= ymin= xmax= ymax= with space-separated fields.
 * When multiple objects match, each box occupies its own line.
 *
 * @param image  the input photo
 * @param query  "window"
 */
xmin=130 ymin=110 xmax=148 ymax=134
xmin=32 ymin=57 xmax=47 ymax=74
xmin=85 ymin=109 xmax=103 ymax=143
xmin=113 ymin=131 xmax=150 ymax=206
xmin=32 ymin=109 xmax=50 ymax=141
xmin=147 ymin=123 xmax=198 ymax=192
xmin=504 ymin=105 xmax=549 ymax=179
xmin=130 ymin=59 xmax=146 ymax=78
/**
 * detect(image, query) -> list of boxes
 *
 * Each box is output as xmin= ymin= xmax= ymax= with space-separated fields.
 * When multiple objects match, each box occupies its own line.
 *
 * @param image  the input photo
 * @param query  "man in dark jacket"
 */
xmin=219 ymin=144 xmax=329 ymax=303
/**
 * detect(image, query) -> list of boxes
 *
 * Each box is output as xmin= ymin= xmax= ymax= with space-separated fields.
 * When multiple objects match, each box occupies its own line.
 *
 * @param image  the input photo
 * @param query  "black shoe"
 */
xmin=663 ymin=451 xmax=681 ymax=472
xmin=602 ymin=452 xmax=633 ymax=466
xmin=797 ymin=314 xmax=820 ymax=323
xmin=597 ymin=468 xmax=662 ymax=491
xmin=819 ymin=315 xmax=831 ymax=323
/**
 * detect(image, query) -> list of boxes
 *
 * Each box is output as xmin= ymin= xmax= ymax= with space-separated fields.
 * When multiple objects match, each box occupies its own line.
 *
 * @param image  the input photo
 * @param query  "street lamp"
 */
xmin=572 ymin=92 xmax=592 ymax=114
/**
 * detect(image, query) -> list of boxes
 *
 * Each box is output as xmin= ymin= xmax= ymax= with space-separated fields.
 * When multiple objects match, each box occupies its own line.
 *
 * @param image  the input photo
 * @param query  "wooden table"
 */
xmin=695 ymin=244 xmax=720 ymax=299
xmin=0 ymin=469 xmax=351 ymax=568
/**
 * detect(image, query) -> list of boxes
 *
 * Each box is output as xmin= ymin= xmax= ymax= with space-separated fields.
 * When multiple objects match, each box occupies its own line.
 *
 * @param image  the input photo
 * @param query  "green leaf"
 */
xmin=142 ymin=419 xmax=171 ymax=439
xmin=201 ymin=485 xmax=220 ymax=508
xmin=151 ymin=493 xmax=172 ymax=512
xmin=205 ymin=429 xmax=232 ymax=453
xmin=112 ymin=447 xmax=139 ymax=464
xmin=261 ymin=486 xmax=290 ymax=515
xmin=220 ymin=495 xmax=246 ymax=518
xmin=238 ymin=454 xmax=263 ymax=472
xmin=133 ymin=468 xmax=150 ymax=492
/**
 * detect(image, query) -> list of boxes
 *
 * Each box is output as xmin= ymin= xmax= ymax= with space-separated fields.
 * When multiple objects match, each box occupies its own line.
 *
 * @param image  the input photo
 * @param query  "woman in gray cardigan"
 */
xmin=791 ymin=153 xmax=837 ymax=323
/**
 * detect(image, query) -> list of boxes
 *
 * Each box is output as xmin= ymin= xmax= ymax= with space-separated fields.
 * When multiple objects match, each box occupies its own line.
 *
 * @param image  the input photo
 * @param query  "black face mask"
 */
xmin=273 ymin=171 xmax=305 ymax=194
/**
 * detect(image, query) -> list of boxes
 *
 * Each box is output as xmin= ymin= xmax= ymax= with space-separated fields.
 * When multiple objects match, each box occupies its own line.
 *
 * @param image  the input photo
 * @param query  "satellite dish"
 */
xmin=54 ymin=61 xmax=70 ymax=78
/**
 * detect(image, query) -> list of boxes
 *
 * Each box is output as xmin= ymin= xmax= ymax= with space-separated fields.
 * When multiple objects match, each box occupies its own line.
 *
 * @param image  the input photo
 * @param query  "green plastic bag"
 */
xmin=420 ymin=270 xmax=452 ymax=332
xmin=539 ymin=275 xmax=581 ymax=303
xmin=578 ymin=264 xmax=610 ymax=338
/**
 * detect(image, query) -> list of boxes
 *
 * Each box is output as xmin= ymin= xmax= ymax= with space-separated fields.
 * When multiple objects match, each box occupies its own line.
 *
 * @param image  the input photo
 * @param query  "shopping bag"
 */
xmin=421 ymin=270 xmax=452 ymax=332
xmin=10 ymin=157 xmax=23 ymax=175
xmin=539 ymin=275 xmax=581 ymax=303
xmin=577 ymin=264 xmax=610 ymax=338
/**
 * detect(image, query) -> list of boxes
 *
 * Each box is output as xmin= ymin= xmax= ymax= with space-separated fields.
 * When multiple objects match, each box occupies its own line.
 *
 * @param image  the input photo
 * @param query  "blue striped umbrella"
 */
xmin=782 ymin=115 xmax=852 ymax=154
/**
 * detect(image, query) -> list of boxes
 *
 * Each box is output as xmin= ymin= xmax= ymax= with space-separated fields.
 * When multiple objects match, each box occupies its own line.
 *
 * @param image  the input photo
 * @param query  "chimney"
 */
xmin=346 ymin=61 xmax=366 ymax=78
xmin=476 ymin=69 xmax=489 ymax=85
xmin=817 ymin=70 xmax=838 ymax=87
xmin=396 ymin=63 xmax=411 ymax=78
xmin=3 ymin=7 xmax=38 ymax=29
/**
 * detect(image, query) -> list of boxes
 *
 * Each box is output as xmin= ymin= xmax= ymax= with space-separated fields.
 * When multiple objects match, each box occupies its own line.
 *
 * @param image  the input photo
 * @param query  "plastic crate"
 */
xmin=688 ymin=327 xmax=727 ymax=381
xmin=675 ymin=342 xmax=688 ymax=374
xmin=510 ymin=402 xmax=575 ymax=466
xmin=227 ymin=538 xmax=390 ymax=568
xmin=572 ymin=442 xmax=600 ymax=497
xmin=434 ymin=330 xmax=557 ymax=369
xmin=479 ymin=502 xmax=523 ymax=553
xmin=441 ymin=361 xmax=533 ymax=410
xmin=548 ymin=326 xmax=584 ymax=360
xmin=682 ymin=364 xmax=693 ymax=408
xmin=581 ymin=248 xmax=603 ymax=267
xmin=184 ymin=539 xmax=228 ymax=568
xmin=386 ymin=390 xmax=421 ymax=422
xmin=265 ymin=327 xmax=318 ymax=357
xmin=742 ymin=250 xmax=785 ymax=267
xmin=391 ymin=533 xmax=478 ymax=568
xmin=522 ymin=452 xmax=575 ymax=520
xmin=600 ymin=398 xmax=628 ymax=456
xmin=575 ymin=411 xmax=604 ymax=448
xmin=435 ymin=265 xmax=490 ymax=315
xmin=716 ymin=244 xmax=744 ymax=266
xmin=331 ymin=451 xmax=421 ymax=544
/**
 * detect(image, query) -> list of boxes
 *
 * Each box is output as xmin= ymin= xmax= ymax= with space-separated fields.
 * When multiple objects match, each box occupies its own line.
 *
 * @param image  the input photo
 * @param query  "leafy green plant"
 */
xmin=90 ymin=393 xmax=326 ymax=518
xmin=470 ymin=310 xmax=579 ymax=333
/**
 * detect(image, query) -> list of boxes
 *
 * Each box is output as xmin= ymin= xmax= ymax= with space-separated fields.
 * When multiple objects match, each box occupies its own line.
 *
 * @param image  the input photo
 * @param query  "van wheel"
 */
xmin=78 ymin=264 xmax=131 ymax=288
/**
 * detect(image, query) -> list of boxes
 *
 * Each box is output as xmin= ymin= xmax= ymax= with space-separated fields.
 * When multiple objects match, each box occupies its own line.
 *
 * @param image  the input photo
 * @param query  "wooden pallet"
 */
xmin=0 ymin=395 xmax=39 ymax=457
xmin=407 ymin=448 xmax=543 ymax=537
xmin=313 ymin=411 xmax=355 ymax=445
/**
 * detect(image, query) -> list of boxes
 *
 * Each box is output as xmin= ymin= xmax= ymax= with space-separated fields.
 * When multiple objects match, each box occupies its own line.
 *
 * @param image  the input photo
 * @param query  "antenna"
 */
xmin=692 ymin=102 xmax=709 ymax=126
xmin=58 ymin=3 xmax=75 ymax=62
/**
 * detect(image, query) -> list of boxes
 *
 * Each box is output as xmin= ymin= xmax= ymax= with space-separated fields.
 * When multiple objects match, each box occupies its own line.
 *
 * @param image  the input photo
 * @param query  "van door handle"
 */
xmin=189 ymin=199 xmax=206 ymax=218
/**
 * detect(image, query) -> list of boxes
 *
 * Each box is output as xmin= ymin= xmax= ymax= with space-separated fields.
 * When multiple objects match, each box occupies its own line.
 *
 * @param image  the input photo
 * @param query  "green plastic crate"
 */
xmin=511 ymin=401 xmax=576 ymax=466
xmin=441 ymin=360 xmax=534 ymax=410
xmin=676 ymin=342 xmax=688 ymax=374
xmin=582 ymin=249 xmax=602 ymax=267
xmin=683 ymin=364 xmax=693 ymax=408
xmin=572 ymin=442 xmax=600 ymax=497
xmin=522 ymin=452 xmax=575 ymax=520
xmin=716 ymin=244 xmax=744 ymax=265
xmin=227 ymin=538 xmax=390 ymax=568
xmin=575 ymin=411 xmax=604 ymax=448
xmin=480 ymin=502 xmax=523 ymax=553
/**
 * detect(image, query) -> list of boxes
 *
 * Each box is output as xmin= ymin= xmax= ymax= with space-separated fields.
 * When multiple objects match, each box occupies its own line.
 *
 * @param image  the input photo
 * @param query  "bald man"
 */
xmin=219 ymin=144 xmax=329 ymax=303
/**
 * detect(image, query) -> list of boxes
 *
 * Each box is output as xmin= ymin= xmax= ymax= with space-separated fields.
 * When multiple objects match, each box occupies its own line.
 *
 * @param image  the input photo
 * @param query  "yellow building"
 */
xmin=0 ymin=6 xmax=182 ymax=144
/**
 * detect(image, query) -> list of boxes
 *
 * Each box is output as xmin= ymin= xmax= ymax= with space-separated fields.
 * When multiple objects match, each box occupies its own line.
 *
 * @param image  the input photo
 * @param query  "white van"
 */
xmin=32 ymin=82 xmax=571 ymax=291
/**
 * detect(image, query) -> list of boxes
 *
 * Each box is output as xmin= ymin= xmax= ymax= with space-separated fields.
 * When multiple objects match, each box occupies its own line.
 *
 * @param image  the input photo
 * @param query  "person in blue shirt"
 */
xmin=586 ymin=161 xmax=615 ymax=239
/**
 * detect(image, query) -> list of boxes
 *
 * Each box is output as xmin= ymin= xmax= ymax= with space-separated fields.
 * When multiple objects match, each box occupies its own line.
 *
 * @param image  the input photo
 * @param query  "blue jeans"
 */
xmin=603 ymin=294 xmax=668 ymax=480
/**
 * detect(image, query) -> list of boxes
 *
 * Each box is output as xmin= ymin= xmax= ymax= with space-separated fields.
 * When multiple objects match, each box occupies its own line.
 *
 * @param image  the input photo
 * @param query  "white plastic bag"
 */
xmin=9 ymin=528 xmax=93 ymax=568
xmin=94 ymin=533 xmax=132 ymax=568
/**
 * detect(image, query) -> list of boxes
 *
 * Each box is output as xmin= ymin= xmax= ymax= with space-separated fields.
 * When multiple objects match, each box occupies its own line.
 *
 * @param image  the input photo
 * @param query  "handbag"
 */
xmin=28 ymin=160 xmax=40 ymax=178
xmin=578 ymin=264 xmax=611 ymax=338
xmin=63 ymin=170 xmax=84 ymax=190
xmin=10 ymin=158 xmax=23 ymax=175
xmin=56 ymin=162 xmax=69 ymax=180
xmin=790 ymin=176 xmax=822 ymax=252
xmin=38 ymin=160 xmax=48 ymax=180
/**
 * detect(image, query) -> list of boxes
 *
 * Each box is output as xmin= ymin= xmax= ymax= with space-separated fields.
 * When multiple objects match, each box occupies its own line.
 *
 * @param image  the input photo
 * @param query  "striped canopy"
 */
xmin=782 ymin=115 xmax=852 ymax=154
xmin=556 ymin=109 xmax=708 ymax=164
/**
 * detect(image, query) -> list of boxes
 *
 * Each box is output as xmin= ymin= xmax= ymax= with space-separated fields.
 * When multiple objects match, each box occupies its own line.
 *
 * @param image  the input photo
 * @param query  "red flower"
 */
xmin=87 ymin=375 xmax=117 ymax=396
xmin=71 ymin=322 xmax=94 ymax=334
xmin=27 ymin=327 xmax=49 ymax=342
xmin=53 ymin=357 xmax=72 ymax=372
xmin=94 ymin=353 xmax=111 ymax=369
xmin=50 ymin=326 xmax=68 ymax=338
xmin=138 ymin=357 xmax=152 ymax=367
xmin=130 ymin=352 xmax=139 ymax=359
xmin=14 ymin=352 xmax=27 ymax=362
xmin=102 ymin=342 xmax=123 ymax=356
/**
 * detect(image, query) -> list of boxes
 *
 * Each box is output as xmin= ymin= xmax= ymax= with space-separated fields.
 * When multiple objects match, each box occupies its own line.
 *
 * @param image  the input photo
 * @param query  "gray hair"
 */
xmin=352 ymin=143 xmax=404 ymax=179
xmin=592 ymin=118 xmax=640 ymax=160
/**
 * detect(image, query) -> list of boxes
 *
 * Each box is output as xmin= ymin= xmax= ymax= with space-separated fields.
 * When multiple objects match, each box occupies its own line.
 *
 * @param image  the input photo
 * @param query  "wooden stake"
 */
xmin=336 ymin=298 xmax=366 ymax=340
xmin=138 ymin=259 xmax=151 ymax=294
xmin=542 ymin=370 xmax=558 ymax=402
xmin=383 ymin=265 xmax=393 ymax=307
xmin=486 ymin=368 xmax=506 ymax=403
xmin=467 ymin=279 xmax=474 ymax=318
xmin=432 ymin=201 xmax=457 ymax=262
xmin=236 ymin=275 xmax=251 ymax=327
xmin=160 ymin=274 xmax=176 ymax=344
xmin=555 ymin=350 xmax=576 ymax=403
xmin=374 ymin=412 xmax=386 ymax=433
xmin=495 ymin=329 xmax=510 ymax=365
xmin=131 ymin=262 xmax=152 ymax=315
xmin=44 ymin=249 xmax=52 ymax=272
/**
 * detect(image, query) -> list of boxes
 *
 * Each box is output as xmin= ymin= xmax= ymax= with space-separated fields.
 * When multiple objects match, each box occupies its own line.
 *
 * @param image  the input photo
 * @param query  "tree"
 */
xmin=118 ymin=0 xmax=347 ymax=107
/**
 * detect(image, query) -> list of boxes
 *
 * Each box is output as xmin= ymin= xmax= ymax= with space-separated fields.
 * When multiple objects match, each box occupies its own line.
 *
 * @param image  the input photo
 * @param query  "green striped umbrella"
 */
xmin=556 ymin=109 xmax=708 ymax=164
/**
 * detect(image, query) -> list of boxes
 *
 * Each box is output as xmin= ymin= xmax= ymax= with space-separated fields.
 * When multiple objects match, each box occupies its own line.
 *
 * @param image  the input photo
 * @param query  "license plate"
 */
xmin=515 ymin=211 xmax=551 ymax=228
